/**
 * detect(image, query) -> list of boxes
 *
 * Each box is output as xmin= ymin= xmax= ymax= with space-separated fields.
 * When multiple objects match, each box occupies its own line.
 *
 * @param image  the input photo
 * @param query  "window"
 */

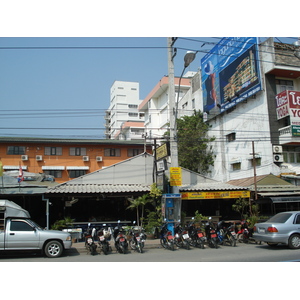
xmin=129 ymin=113 xmax=138 ymax=117
xmin=226 ymin=133 xmax=236 ymax=142
xmin=10 ymin=220 xmax=34 ymax=231
xmin=104 ymin=148 xmax=121 ymax=157
xmin=45 ymin=147 xmax=62 ymax=156
xmin=250 ymin=158 xmax=261 ymax=167
xmin=192 ymin=99 xmax=195 ymax=109
xmin=69 ymin=147 xmax=87 ymax=156
xmin=44 ymin=170 xmax=62 ymax=178
xmin=69 ymin=170 xmax=86 ymax=178
xmin=276 ymin=79 xmax=294 ymax=93
xmin=128 ymin=104 xmax=138 ymax=108
xmin=232 ymin=162 xmax=241 ymax=171
xmin=7 ymin=146 xmax=25 ymax=155
xmin=128 ymin=149 xmax=143 ymax=157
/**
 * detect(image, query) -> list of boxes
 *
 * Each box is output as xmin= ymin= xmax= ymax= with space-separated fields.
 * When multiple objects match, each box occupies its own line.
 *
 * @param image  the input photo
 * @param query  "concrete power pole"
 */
xmin=167 ymin=37 xmax=179 ymax=195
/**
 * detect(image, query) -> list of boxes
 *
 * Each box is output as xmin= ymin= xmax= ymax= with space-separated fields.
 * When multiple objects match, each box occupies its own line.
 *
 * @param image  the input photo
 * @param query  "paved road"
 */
xmin=1 ymin=242 xmax=300 ymax=262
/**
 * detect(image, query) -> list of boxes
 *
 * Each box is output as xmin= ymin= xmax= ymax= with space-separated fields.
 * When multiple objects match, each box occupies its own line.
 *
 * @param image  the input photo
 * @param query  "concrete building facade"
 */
xmin=105 ymin=80 xmax=145 ymax=140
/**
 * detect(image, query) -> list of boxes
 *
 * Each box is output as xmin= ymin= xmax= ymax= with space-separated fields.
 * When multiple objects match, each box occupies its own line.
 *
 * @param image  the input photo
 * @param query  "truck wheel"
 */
xmin=44 ymin=240 xmax=63 ymax=258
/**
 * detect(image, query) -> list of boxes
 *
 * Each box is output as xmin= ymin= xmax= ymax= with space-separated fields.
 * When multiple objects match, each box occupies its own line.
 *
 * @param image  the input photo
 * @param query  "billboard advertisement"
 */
xmin=201 ymin=37 xmax=262 ymax=117
xmin=276 ymin=90 xmax=300 ymax=136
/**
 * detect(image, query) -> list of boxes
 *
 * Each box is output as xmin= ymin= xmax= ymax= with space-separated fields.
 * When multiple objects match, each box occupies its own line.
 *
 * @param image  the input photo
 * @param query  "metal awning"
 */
xmin=42 ymin=166 xmax=65 ymax=170
xmin=4 ymin=165 xmax=27 ymax=170
xmin=66 ymin=166 xmax=89 ymax=170
xmin=270 ymin=196 xmax=300 ymax=203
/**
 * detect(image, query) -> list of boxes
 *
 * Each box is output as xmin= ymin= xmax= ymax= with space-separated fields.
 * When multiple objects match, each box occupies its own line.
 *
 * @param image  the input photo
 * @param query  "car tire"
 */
xmin=44 ymin=240 xmax=63 ymax=258
xmin=288 ymin=234 xmax=300 ymax=249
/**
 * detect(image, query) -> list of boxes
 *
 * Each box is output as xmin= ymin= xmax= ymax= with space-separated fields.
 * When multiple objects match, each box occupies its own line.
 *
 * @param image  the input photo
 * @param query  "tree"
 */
xmin=165 ymin=110 xmax=215 ymax=174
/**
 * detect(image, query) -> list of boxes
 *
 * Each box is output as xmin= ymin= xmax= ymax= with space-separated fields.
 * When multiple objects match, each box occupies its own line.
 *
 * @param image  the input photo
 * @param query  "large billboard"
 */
xmin=201 ymin=37 xmax=262 ymax=117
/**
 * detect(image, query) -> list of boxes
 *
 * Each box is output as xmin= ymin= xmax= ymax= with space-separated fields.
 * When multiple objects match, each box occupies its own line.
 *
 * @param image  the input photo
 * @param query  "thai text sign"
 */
xmin=181 ymin=190 xmax=250 ymax=200
xmin=155 ymin=142 xmax=170 ymax=161
xmin=276 ymin=90 xmax=300 ymax=136
xmin=170 ymin=167 xmax=182 ymax=186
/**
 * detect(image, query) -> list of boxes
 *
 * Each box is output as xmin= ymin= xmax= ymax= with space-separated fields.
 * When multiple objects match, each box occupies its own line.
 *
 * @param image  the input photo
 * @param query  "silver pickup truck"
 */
xmin=0 ymin=200 xmax=72 ymax=258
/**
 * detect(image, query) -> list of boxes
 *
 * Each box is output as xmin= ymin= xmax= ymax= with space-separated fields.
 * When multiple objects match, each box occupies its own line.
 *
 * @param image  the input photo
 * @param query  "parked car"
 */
xmin=253 ymin=211 xmax=300 ymax=249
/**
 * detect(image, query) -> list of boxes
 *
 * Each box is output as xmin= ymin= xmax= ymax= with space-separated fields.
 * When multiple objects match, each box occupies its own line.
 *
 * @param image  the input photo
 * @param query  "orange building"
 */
xmin=0 ymin=137 xmax=152 ymax=183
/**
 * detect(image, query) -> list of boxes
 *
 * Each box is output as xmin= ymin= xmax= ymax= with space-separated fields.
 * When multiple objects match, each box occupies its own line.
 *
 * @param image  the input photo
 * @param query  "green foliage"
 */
xmin=193 ymin=210 xmax=207 ymax=223
xmin=232 ymin=197 xmax=260 ymax=227
xmin=51 ymin=217 xmax=74 ymax=230
xmin=164 ymin=110 xmax=215 ymax=174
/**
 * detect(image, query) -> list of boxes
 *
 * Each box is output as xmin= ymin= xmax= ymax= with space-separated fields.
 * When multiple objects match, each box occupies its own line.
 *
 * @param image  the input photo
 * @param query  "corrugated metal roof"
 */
xmin=0 ymin=136 xmax=148 ymax=145
xmin=47 ymin=183 xmax=150 ymax=194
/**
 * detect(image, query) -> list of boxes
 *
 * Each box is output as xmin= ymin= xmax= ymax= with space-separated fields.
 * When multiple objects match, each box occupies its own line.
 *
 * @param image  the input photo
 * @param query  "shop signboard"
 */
xmin=181 ymin=190 xmax=250 ymax=200
xmin=276 ymin=90 xmax=300 ymax=136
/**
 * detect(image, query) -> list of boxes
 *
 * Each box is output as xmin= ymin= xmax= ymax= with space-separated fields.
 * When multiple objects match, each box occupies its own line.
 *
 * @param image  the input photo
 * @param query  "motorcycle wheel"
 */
xmin=212 ymin=239 xmax=218 ymax=249
xmin=91 ymin=243 xmax=97 ymax=255
xmin=168 ymin=240 xmax=175 ymax=251
xmin=103 ymin=243 xmax=108 ymax=255
xmin=137 ymin=243 xmax=143 ymax=253
xmin=129 ymin=240 xmax=136 ymax=250
xmin=237 ymin=234 xmax=244 ymax=243
xmin=183 ymin=240 xmax=190 ymax=250
xmin=197 ymin=238 xmax=205 ymax=249
xmin=160 ymin=238 xmax=167 ymax=249
xmin=230 ymin=236 xmax=236 ymax=247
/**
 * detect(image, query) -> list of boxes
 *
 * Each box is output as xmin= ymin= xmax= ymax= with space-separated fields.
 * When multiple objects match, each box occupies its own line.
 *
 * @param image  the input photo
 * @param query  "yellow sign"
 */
xmin=0 ymin=161 xmax=3 ymax=177
xmin=170 ymin=167 xmax=182 ymax=186
xmin=181 ymin=190 xmax=250 ymax=200
xmin=155 ymin=143 xmax=170 ymax=161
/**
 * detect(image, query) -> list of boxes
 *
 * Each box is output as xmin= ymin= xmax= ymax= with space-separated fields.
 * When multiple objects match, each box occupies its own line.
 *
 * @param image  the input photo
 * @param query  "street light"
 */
xmin=175 ymin=51 xmax=197 ymax=129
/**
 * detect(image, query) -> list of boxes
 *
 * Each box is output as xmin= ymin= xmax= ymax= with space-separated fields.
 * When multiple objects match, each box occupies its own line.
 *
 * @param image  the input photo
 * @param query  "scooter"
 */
xmin=160 ymin=222 xmax=175 ymax=251
xmin=174 ymin=223 xmax=191 ymax=250
xmin=113 ymin=220 xmax=128 ymax=254
xmin=97 ymin=224 xmax=112 ymax=255
xmin=128 ymin=221 xmax=147 ymax=253
xmin=204 ymin=217 xmax=219 ymax=249
xmin=217 ymin=221 xmax=236 ymax=247
xmin=237 ymin=220 xmax=256 ymax=243
xmin=83 ymin=223 xmax=97 ymax=255
xmin=187 ymin=217 xmax=205 ymax=249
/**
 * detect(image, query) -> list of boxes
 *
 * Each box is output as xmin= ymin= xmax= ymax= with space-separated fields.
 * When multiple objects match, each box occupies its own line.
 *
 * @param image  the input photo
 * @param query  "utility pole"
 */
xmin=250 ymin=140 xmax=258 ymax=215
xmin=167 ymin=37 xmax=179 ymax=195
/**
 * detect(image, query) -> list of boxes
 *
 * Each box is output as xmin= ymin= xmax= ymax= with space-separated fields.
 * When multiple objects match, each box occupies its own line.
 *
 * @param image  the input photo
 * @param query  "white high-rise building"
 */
xmin=105 ymin=81 xmax=145 ymax=140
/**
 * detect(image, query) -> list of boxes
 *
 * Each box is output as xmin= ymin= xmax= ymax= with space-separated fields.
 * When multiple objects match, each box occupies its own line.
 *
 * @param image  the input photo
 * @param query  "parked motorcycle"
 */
xmin=204 ymin=217 xmax=219 ymax=249
xmin=113 ymin=220 xmax=128 ymax=254
xmin=174 ymin=223 xmax=191 ymax=250
xmin=128 ymin=221 xmax=147 ymax=253
xmin=160 ymin=222 xmax=175 ymax=251
xmin=217 ymin=220 xmax=236 ymax=247
xmin=97 ymin=224 xmax=112 ymax=255
xmin=83 ymin=223 xmax=97 ymax=255
xmin=187 ymin=217 xmax=205 ymax=249
xmin=237 ymin=221 xmax=258 ymax=244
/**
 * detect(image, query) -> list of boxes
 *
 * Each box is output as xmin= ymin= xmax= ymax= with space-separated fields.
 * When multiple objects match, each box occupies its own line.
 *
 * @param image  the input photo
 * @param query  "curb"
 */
xmin=71 ymin=240 xmax=162 ymax=254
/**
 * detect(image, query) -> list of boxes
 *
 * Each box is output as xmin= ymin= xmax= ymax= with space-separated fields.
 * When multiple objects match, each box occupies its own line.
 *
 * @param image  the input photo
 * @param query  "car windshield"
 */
xmin=267 ymin=213 xmax=293 ymax=223
xmin=27 ymin=219 xmax=43 ymax=230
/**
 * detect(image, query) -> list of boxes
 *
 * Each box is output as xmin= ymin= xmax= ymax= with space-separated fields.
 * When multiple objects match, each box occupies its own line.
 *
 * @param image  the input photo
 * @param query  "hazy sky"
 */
xmin=0 ymin=2 xmax=298 ymax=139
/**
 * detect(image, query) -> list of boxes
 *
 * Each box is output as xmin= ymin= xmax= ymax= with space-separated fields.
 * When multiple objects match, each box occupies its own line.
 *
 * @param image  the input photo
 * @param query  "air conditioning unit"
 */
xmin=82 ymin=156 xmax=89 ymax=161
xmin=274 ymin=154 xmax=284 ymax=163
xmin=21 ymin=155 xmax=28 ymax=161
xmin=273 ymin=145 xmax=283 ymax=153
xmin=36 ymin=155 xmax=43 ymax=161
xmin=96 ymin=156 xmax=103 ymax=162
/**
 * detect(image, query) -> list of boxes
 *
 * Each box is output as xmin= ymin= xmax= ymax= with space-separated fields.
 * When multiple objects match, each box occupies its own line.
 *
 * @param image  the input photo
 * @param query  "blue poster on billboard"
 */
xmin=201 ymin=37 xmax=262 ymax=116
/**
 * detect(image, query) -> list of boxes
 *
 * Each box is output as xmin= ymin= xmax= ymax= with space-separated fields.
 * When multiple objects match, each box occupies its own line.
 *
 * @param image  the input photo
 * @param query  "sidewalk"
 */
xmin=71 ymin=238 xmax=162 ymax=254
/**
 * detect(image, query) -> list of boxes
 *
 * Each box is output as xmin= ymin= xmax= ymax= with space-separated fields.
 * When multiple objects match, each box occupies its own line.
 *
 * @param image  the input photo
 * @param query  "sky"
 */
xmin=0 ymin=1 xmax=299 ymax=140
